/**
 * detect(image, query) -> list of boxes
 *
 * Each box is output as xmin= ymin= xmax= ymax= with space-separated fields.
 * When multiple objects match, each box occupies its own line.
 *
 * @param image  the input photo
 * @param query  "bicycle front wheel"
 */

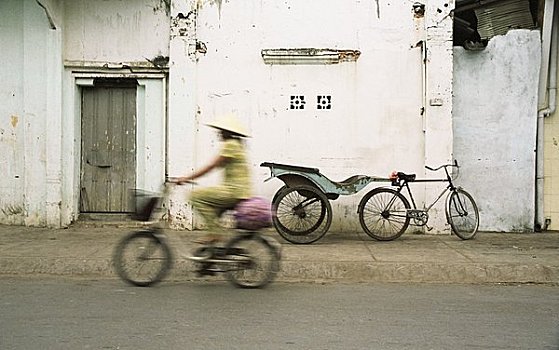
xmin=272 ymin=185 xmax=332 ymax=244
xmin=225 ymin=234 xmax=280 ymax=288
xmin=113 ymin=230 xmax=172 ymax=287
xmin=358 ymin=188 xmax=411 ymax=241
xmin=446 ymin=188 xmax=479 ymax=240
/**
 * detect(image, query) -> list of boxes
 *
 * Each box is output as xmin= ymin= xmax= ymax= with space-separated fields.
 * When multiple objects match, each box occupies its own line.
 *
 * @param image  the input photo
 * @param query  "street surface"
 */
xmin=0 ymin=277 xmax=558 ymax=350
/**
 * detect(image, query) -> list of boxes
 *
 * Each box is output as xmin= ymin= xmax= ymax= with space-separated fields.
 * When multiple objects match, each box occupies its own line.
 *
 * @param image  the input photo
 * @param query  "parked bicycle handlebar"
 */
xmin=425 ymin=160 xmax=459 ymax=172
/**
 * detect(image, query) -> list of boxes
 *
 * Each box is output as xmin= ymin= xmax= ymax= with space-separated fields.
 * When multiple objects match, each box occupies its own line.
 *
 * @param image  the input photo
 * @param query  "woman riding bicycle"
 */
xmin=171 ymin=113 xmax=252 ymax=244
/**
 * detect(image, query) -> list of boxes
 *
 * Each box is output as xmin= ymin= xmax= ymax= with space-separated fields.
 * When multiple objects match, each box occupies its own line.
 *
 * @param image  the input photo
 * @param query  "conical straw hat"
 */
xmin=206 ymin=113 xmax=250 ymax=137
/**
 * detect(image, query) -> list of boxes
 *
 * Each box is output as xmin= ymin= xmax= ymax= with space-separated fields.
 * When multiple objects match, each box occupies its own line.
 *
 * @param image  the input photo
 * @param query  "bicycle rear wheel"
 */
xmin=225 ymin=233 xmax=280 ymax=288
xmin=358 ymin=188 xmax=411 ymax=241
xmin=113 ymin=230 xmax=172 ymax=287
xmin=446 ymin=188 xmax=479 ymax=240
xmin=272 ymin=185 xmax=332 ymax=244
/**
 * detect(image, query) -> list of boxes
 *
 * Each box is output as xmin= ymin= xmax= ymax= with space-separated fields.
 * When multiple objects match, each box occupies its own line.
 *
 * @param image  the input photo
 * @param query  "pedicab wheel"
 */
xmin=358 ymin=188 xmax=411 ymax=241
xmin=225 ymin=233 xmax=280 ymax=288
xmin=113 ymin=230 xmax=172 ymax=287
xmin=272 ymin=185 xmax=332 ymax=244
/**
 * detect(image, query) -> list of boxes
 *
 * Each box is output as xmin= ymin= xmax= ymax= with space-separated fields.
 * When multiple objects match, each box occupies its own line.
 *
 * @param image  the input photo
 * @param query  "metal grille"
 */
xmin=475 ymin=0 xmax=535 ymax=40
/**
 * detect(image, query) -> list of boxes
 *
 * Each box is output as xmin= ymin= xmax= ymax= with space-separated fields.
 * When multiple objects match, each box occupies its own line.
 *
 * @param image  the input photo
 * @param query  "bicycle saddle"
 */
xmin=397 ymin=172 xmax=416 ymax=182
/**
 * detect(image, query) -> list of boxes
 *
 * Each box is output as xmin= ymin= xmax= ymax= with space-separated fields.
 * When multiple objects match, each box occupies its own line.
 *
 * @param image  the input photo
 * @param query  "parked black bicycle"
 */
xmin=357 ymin=160 xmax=479 ymax=241
xmin=113 ymin=183 xmax=281 ymax=288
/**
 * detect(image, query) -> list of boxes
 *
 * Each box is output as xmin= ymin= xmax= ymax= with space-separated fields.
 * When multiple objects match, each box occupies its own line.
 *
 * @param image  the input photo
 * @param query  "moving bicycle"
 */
xmin=113 ymin=182 xmax=281 ymax=288
xmin=114 ymin=113 xmax=281 ymax=288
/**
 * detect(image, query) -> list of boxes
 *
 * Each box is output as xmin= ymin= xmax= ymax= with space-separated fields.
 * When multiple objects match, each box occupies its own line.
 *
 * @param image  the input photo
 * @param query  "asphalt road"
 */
xmin=1 ymin=277 xmax=558 ymax=350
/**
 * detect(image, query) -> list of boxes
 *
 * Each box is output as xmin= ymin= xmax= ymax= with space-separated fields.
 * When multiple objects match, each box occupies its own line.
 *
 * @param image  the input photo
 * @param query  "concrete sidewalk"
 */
xmin=0 ymin=224 xmax=558 ymax=284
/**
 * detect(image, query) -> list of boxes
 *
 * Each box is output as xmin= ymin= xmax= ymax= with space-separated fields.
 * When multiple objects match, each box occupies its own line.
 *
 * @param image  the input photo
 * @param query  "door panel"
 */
xmin=81 ymin=81 xmax=136 ymax=213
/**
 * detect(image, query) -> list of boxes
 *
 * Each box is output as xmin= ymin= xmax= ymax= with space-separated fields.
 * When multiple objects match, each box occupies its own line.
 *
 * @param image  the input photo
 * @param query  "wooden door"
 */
xmin=80 ymin=79 xmax=137 ymax=213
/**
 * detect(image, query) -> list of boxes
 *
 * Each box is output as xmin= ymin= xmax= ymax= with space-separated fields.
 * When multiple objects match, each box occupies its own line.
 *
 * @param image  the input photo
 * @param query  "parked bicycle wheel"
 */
xmin=358 ymin=188 xmax=411 ymax=241
xmin=225 ymin=233 xmax=280 ymax=288
xmin=446 ymin=188 xmax=479 ymax=240
xmin=113 ymin=230 xmax=172 ymax=287
xmin=272 ymin=185 xmax=332 ymax=244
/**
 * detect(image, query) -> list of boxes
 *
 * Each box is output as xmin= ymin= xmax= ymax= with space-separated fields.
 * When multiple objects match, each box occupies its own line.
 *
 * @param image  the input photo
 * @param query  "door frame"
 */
xmin=64 ymin=71 xmax=167 ymax=224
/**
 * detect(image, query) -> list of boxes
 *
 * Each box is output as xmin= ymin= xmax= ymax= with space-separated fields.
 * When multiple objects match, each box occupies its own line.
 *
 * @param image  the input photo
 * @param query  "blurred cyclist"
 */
xmin=171 ymin=113 xmax=252 ymax=244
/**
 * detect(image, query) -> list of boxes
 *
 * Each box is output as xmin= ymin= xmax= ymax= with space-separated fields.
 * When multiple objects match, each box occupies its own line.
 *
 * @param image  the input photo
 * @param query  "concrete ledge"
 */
xmin=0 ymin=225 xmax=558 ymax=285
xmin=1 ymin=257 xmax=558 ymax=285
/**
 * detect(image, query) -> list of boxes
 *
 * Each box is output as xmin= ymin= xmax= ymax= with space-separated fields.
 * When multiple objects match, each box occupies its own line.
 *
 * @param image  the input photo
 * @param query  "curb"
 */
xmin=1 ymin=257 xmax=558 ymax=285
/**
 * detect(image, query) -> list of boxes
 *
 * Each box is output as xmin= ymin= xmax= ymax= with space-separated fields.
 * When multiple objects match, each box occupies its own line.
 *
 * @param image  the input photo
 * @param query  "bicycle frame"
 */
xmin=396 ymin=180 xmax=453 ymax=213
xmin=391 ymin=163 xmax=457 ymax=215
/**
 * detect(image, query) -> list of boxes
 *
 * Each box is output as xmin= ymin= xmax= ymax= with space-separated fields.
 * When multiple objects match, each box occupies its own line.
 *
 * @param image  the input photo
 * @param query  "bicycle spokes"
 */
xmin=358 ymin=188 xmax=411 ymax=241
xmin=272 ymin=185 xmax=332 ymax=243
xmin=450 ymin=195 xmax=468 ymax=217
xmin=446 ymin=189 xmax=479 ymax=240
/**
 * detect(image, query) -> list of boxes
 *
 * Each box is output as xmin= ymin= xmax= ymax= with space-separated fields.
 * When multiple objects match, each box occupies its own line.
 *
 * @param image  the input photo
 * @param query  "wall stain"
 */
xmin=199 ymin=0 xmax=229 ymax=18
xmin=10 ymin=115 xmax=19 ymax=128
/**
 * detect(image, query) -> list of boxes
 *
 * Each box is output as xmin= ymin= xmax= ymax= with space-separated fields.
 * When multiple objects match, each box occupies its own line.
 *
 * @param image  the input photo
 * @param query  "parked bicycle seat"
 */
xmin=397 ymin=172 xmax=416 ymax=182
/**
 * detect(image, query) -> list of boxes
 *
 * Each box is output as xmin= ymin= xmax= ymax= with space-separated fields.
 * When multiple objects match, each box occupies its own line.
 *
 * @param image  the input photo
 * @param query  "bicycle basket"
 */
xmin=129 ymin=189 xmax=161 ymax=221
xmin=234 ymin=196 xmax=273 ymax=230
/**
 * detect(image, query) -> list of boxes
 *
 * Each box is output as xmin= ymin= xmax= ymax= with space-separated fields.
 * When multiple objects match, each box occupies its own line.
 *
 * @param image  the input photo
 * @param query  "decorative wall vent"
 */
xmin=317 ymin=95 xmax=332 ymax=109
xmin=290 ymin=95 xmax=306 ymax=109
xmin=262 ymin=48 xmax=361 ymax=65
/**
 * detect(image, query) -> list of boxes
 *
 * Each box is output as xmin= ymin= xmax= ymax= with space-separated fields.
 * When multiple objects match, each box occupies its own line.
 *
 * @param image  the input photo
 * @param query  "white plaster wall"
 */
xmin=0 ymin=0 xmax=25 ymax=225
xmin=64 ymin=0 xmax=170 ymax=63
xmin=168 ymin=0 xmax=455 ymax=231
xmin=453 ymin=30 xmax=540 ymax=232
xmin=1 ymin=0 xmax=455 ymax=230
xmin=0 ymin=0 xmax=62 ymax=227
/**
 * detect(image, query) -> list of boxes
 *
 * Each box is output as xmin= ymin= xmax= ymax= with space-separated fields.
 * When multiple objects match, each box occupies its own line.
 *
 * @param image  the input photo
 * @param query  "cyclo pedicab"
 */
xmin=261 ymin=161 xmax=479 ymax=244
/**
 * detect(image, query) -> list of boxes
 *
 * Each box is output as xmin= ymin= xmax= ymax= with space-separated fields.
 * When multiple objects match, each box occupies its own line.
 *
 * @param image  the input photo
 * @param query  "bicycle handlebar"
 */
xmin=425 ymin=160 xmax=459 ymax=172
xmin=165 ymin=177 xmax=197 ymax=185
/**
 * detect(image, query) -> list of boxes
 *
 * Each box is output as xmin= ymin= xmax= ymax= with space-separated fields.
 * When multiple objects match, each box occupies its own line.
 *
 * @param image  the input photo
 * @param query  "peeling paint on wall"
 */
xmin=171 ymin=11 xmax=199 ymax=62
xmin=413 ymin=2 xmax=425 ymax=18
xmin=261 ymin=48 xmax=361 ymax=65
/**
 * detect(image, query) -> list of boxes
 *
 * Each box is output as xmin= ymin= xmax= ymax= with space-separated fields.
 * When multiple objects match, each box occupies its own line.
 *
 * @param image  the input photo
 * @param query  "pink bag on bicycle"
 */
xmin=234 ymin=196 xmax=273 ymax=230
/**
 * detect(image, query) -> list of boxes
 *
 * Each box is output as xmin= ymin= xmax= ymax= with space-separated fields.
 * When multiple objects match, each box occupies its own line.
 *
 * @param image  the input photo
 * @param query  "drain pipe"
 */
xmin=536 ymin=0 xmax=557 ymax=231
